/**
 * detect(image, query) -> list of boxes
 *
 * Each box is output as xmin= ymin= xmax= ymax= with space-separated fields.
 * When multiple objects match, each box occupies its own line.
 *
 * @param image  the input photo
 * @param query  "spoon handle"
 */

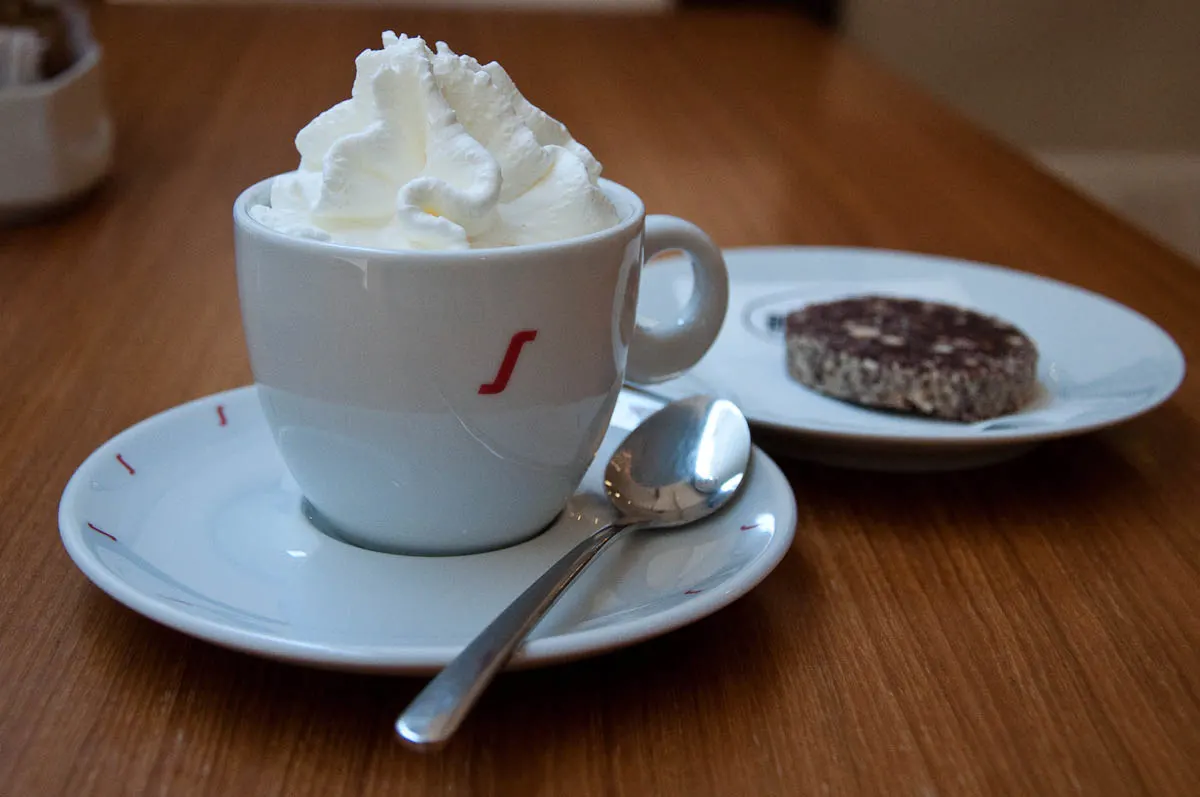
xmin=395 ymin=522 xmax=630 ymax=749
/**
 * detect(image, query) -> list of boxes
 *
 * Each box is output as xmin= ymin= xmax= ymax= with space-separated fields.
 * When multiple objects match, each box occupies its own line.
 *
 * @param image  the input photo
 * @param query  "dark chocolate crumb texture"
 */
xmin=785 ymin=296 xmax=1039 ymax=422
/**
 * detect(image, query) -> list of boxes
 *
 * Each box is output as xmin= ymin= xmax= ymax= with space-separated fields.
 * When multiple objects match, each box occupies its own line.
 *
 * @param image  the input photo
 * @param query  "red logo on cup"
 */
xmin=479 ymin=330 xmax=538 ymax=395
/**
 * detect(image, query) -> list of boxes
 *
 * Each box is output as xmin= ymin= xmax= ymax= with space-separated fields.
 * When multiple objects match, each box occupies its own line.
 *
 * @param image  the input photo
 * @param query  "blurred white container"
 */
xmin=0 ymin=41 xmax=112 ymax=219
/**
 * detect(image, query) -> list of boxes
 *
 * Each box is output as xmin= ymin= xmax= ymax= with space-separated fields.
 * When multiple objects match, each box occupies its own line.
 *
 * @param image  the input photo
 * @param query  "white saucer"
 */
xmin=58 ymin=387 xmax=796 ymax=673
xmin=636 ymin=247 xmax=1186 ymax=471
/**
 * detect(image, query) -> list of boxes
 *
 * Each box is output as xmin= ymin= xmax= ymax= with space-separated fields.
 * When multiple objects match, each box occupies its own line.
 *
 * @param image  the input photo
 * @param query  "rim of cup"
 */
xmin=233 ymin=176 xmax=646 ymax=260
xmin=0 ymin=42 xmax=101 ymax=101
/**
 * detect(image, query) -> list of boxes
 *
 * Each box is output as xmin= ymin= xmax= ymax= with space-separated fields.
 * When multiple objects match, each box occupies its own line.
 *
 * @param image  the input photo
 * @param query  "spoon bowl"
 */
xmin=396 ymin=394 xmax=751 ymax=749
xmin=605 ymin=396 xmax=751 ymax=527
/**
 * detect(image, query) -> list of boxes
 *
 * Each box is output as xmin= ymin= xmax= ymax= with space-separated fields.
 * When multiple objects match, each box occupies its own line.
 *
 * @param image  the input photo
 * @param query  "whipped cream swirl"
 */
xmin=250 ymin=32 xmax=619 ymax=250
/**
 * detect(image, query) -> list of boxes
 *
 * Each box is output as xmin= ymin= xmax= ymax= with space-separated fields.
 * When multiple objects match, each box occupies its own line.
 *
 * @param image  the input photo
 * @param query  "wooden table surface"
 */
xmin=3 ymin=5 xmax=1199 ymax=795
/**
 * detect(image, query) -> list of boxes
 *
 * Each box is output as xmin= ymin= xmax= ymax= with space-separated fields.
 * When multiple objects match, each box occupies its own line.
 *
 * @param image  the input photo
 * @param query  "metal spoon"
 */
xmin=395 ymin=394 xmax=752 ymax=749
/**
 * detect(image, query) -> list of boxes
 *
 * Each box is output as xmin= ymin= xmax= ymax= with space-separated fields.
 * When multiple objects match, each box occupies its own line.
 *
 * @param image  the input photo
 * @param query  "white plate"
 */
xmin=58 ymin=387 xmax=796 ymax=674
xmin=637 ymin=247 xmax=1186 ymax=471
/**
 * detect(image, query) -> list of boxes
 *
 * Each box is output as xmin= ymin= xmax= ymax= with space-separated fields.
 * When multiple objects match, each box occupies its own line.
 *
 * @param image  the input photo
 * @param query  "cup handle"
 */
xmin=625 ymin=215 xmax=729 ymax=385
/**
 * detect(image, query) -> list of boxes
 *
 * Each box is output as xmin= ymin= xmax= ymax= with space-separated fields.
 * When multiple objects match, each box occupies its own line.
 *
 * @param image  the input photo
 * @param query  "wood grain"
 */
xmin=2 ymin=5 xmax=1199 ymax=795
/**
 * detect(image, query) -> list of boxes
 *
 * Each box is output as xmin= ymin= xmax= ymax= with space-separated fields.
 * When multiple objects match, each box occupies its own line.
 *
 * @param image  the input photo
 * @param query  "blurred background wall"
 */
xmin=843 ymin=0 xmax=1200 ymax=263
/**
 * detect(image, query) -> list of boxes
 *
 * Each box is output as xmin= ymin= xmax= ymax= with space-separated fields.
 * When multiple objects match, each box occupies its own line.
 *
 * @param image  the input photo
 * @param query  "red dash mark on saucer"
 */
xmin=116 ymin=454 xmax=135 ymax=475
xmin=684 ymin=589 xmax=703 ymax=595
xmin=87 ymin=523 xmax=117 ymax=542
xmin=217 ymin=405 xmax=227 ymax=426
xmin=478 ymin=330 xmax=538 ymax=395
xmin=740 ymin=523 xmax=759 ymax=531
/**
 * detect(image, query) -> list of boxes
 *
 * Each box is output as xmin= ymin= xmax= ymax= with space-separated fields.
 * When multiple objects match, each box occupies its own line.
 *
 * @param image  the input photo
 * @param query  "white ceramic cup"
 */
xmin=234 ymin=177 xmax=728 ymax=554
xmin=0 ymin=43 xmax=113 ymax=220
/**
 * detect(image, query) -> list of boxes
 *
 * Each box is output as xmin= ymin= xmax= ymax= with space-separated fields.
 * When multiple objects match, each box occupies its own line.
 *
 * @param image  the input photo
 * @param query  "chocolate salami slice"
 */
xmin=785 ymin=296 xmax=1038 ymax=422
